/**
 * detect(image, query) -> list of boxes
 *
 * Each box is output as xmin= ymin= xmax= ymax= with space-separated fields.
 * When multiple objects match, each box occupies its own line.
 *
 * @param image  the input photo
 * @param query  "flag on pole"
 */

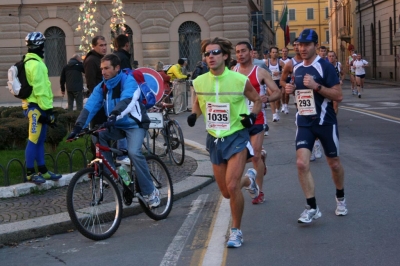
xmin=279 ymin=2 xmax=290 ymax=47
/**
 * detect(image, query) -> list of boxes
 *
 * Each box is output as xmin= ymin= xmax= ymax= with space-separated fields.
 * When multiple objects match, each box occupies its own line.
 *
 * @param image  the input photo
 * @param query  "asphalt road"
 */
xmin=0 ymin=81 xmax=399 ymax=266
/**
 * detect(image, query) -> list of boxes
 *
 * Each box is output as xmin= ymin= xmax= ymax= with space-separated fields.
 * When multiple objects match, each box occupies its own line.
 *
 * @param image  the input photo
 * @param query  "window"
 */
xmin=325 ymin=7 xmax=329 ymax=19
xmin=325 ymin=30 xmax=329 ymax=43
xmin=178 ymin=21 xmax=201 ymax=72
xmin=378 ymin=21 xmax=381 ymax=55
xmin=289 ymin=9 xmax=296 ymax=21
xmin=307 ymin=8 xmax=314 ymax=20
xmin=289 ymin=32 xmax=297 ymax=44
xmin=363 ymin=25 xmax=365 ymax=56
xmin=389 ymin=17 xmax=393 ymax=55
xmin=275 ymin=10 xmax=279 ymax=21
xmin=44 ymin=27 xmax=66 ymax=77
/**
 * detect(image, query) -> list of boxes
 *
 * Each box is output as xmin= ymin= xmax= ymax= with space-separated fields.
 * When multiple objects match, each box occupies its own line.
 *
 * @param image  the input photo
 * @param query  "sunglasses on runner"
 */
xmin=204 ymin=49 xmax=222 ymax=57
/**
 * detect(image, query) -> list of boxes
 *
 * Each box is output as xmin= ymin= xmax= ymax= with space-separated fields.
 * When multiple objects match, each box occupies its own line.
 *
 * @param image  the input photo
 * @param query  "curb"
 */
xmin=0 ymin=140 xmax=215 ymax=244
xmin=0 ymin=175 xmax=214 ymax=245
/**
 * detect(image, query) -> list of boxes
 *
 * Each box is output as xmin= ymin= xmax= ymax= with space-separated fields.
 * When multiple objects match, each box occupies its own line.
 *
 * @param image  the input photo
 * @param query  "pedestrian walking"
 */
xmin=60 ymin=54 xmax=85 ymax=111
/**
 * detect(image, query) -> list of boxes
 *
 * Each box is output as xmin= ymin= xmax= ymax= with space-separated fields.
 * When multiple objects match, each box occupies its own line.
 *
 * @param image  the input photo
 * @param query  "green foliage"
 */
xmin=45 ymin=125 xmax=68 ymax=152
xmin=3 ymin=119 xmax=28 ymax=149
xmin=0 ymin=126 xmax=11 ymax=149
xmin=58 ymin=110 xmax=80 ymax=132
xmin=1 ymin=106 xmax=23 ymax=118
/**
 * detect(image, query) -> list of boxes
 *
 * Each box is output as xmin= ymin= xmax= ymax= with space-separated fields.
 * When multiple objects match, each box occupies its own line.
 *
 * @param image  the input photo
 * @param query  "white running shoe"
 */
xmin=335 ymin=197 xmax=348 ymax=216
xmin=310 ymin=149 xmax=316 ymax=161
xmin=264 ymin=131 xmax=269 ymax=136
xmin=227 ymin=228 xmax=243 ymax=248
xmin=245 ymin=168 xmax=259 ymax=199
xmin=284 ymin=105 xmax=289 ymax=114
xmin=314 ymin=140 xmax=322 ymax=159
xmin=298 ymin=205 xmax=322 ymax=224
xmin=144 ymin=188 xmax=160 ymax=208
xmin=116 ymin=157 xmax=131 ymax=165
xmin=272 ymin=113 xmax=280 ymax=122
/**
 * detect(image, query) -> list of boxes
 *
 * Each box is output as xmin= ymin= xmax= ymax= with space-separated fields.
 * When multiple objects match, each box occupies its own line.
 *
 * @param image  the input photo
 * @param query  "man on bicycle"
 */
xmin=67 ymin=54 xmax=160 ymax=208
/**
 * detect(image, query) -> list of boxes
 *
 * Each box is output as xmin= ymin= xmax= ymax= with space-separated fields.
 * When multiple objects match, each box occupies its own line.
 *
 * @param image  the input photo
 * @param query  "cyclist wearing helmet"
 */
xmin=23 ymin=31 xmax=62 ymax=184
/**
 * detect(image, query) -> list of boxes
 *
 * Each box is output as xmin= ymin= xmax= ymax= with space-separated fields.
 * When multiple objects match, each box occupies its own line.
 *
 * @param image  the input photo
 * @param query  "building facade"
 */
xmin=354 ymin=0 xmax=399 ymax=81
xmin=330 ymin=0 xmax=399 ymax=82
xmin=273 ymin=0 xmax=330 ymax=55
xmin=0 ymin=0 xmax=275 ymax=103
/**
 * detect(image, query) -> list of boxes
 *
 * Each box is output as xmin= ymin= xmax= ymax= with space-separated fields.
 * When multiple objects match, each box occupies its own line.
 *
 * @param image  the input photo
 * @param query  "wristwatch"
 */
xmin=314 ymin=84 xmax=322 ymax=92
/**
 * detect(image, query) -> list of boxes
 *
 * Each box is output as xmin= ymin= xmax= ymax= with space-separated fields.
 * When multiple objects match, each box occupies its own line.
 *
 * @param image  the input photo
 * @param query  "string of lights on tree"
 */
xmin=76 ymin=0 xmax=98 ymax=55
xmin=110 ymin=0 xmax=126 ymax=49
xmin=76 ymin=0 xmax=126 ymax=54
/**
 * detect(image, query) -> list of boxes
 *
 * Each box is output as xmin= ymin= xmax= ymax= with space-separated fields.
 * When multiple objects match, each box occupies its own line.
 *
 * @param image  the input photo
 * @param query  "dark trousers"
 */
xmin=67 ymin=90 xmax=84 ymax=111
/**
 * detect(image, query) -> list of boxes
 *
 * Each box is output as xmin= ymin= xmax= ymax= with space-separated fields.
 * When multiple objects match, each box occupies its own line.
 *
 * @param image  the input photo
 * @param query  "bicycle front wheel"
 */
xmin=139 ymin=155 xmax=174 ymax=220
xmin=167 ymin=120 xmax=185 ymax=165
xmin=66 ymin=167 xmax=123 ymax=241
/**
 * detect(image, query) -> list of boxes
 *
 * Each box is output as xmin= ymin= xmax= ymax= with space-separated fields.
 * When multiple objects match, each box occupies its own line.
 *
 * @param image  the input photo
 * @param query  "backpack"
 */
xmin=121 ymin=68 xmax=156 ymax=109
xmin=7 ymin=58 xmax=38 ymax=99
xmin=163 ymin=64 xmax=173 ymax=74
xmin=192 ymin=64 xmax=209 ymax=80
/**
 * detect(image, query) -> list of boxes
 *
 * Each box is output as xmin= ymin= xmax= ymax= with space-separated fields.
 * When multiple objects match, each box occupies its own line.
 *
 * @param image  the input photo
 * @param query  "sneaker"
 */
xmin=335 ymin=197 xmax=348 ymax=216
xmin=264 ymin=131 xmax=269 ymax=136
xmin=144 ymin=188 xmax=160 ymax=208
xmin=284 ymin=105 xmax=289 ymax=114
xmin=298 ymin=205 xmax=322 ymax=224
xmin=252 ymin=191 xmax=265 ymax=204
xmin=261 ymin=149 xmax=267 ymax=175
xmin=281 ymin=107 xmax=285 ymax=113
xmin=116 ymin=157 xmax=131 ymax=165
xmin=272 ymin=113 xmax=280 ymax=122
xmin=245 ymin=168 xmax=259 ymax=199
xmin=26 ymin=174 xmax=46 ymax=184
xmin=40 ymin=171 xmax=62 ymax=180
xmin=310 ymin=149 xmax=316 ymax=161
xmin=358 ymin=93 xmax=361 ymax=98
xmin=314 ymin=140 xmax=322 ymax=159
xmin=352 ymin=90 xmax=356 ymax=95
xmin=227 ymin=228 xmax=243 ymax=248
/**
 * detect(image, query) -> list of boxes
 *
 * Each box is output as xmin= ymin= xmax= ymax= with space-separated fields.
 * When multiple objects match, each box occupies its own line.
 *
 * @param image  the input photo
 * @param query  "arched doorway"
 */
xmin=44 ymin=26 xmax=67 ymax=76
xmin=178 ymin=21 xmax=201 ymax=72
xmin=111 ymin=24 xmax=134 ymax=68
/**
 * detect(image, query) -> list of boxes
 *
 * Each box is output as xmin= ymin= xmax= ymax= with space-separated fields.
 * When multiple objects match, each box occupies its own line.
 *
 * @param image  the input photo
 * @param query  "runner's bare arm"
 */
xmin=280 ymin=60 xmax=293 ymax=88
xmin=244 ymin=80 xmax=262 ymax=115
xmin=191 ymin=95 xmax=202 ymax=118
xmin=258 ymin=68 xmax=281 ymax=103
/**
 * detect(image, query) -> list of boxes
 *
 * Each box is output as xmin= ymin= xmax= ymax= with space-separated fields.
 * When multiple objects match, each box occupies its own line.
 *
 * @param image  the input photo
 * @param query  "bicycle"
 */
xmin=145 ymin=103 xmax=185 ymax=166
xmin=66 ymin=127 xmax=173 ymax=241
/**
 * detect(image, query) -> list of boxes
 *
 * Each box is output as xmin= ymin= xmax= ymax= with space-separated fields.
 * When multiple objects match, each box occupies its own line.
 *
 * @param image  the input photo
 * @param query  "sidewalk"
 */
xmin=0 ymin=141 xmax=214 ymax=245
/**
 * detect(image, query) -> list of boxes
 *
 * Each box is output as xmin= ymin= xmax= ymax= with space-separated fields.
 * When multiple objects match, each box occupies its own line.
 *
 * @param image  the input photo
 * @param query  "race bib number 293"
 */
xmin=206 ymin=102 xmax=230 ymax=130
xmin=295 ymin=89 xmax=317 ymax=116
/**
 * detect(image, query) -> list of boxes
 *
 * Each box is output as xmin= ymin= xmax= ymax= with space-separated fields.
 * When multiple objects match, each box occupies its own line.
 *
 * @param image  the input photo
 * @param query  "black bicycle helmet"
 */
xmin=25 ymin=32 xmax=46 ymax=48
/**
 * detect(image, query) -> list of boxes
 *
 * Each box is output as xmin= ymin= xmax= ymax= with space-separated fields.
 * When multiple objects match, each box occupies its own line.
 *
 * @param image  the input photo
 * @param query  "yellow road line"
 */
xmin=340 ymin=106 xmax=400 ymax=122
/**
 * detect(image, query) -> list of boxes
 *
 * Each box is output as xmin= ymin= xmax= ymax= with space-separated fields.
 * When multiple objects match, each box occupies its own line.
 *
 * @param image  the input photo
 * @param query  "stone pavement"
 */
xmin=0 ymin=142 xmax=214 ymax=245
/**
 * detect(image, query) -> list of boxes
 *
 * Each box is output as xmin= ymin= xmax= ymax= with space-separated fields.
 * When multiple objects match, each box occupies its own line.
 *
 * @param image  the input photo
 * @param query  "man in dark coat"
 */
xmin=113 ymin=34 xmax=131 ymax=69
xmin=83 ymin=35 xmax=107 ymax=126
xmin=60 ymin=54 xmax=85 ymax=111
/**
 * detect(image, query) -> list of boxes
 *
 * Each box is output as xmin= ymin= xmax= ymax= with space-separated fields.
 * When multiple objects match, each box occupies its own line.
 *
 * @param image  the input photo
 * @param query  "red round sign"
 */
xmin=136 ymin=67 xmax=164 ymax=103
